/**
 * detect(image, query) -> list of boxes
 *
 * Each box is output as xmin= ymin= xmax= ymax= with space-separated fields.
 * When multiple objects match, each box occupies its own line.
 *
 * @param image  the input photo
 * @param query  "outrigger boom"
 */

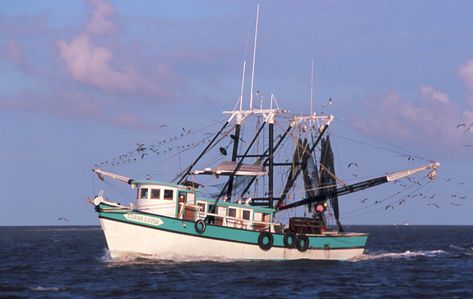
xmin=277 ymin=161 xmax=440 ymax=211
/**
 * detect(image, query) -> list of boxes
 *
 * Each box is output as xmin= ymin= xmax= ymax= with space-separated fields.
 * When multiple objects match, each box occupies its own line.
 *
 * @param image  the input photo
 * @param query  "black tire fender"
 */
xmin=258 ymin=231 xmax=273 ymax=251
xmin=194 ymin=219 xmax=206 ymax=234
xmin=296 ymin=235 xmax=309 ymax=252
xmin=283 ymin=232 xmax=297 ymax=248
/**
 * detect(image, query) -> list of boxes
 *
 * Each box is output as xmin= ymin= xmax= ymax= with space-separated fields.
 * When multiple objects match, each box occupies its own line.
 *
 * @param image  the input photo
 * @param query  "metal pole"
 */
xmin=268 ymin=122 xmax=274 ymax=208
xmin=226 ymin=124 xmax=241 ymax=200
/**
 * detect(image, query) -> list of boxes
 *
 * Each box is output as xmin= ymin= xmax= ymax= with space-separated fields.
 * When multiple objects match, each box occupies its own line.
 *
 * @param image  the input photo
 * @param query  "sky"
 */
xmin=1 ymin=0 xmax=473 ymax=226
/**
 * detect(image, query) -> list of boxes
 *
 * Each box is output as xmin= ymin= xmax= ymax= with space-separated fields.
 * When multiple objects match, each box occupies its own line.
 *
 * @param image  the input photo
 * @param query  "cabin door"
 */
xmin=178 ymin=191 xmax=187 ymax=205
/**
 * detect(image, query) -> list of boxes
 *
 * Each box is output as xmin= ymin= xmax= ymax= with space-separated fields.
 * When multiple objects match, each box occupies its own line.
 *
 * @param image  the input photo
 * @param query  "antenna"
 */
xmin=239 ymin=60 xmax=246 ymax=111
xmin=249 ymin=3 xmax=260 ymax=110
xmin=310 ymin=58 xmax=314 ymax=115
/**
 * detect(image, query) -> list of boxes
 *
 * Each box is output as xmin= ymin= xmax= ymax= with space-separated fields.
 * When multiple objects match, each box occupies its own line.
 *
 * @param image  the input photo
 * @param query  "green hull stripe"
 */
xmin=97 ymin=204 xmax=368 ymax=250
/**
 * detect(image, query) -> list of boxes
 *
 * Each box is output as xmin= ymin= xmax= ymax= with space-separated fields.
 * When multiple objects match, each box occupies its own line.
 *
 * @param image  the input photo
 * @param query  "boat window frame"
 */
xmin=163 ymin=189 xmax=174 ymax=200
xmin=242 ymin=209 xmax=251 ymax=221
xmin=139 ymin=188 xmax=149 ymax=199
xmin=150 ymin=189 xmax=161 ymax=200
xmin=228 ymin=207 xmax=237 ymax=218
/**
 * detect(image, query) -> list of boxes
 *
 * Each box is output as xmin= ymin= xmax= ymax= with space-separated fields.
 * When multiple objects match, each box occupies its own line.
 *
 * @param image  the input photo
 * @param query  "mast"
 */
xmin=310 ymin=59 xmax=314 ymax=115
xmin=268 ymin=114 xmax=274 ymax=207
xmin=249 ymin=3 xmax=260 ymax=110
xmin=226 ymin=118 xmax=242 ymax=200
xmin=217 ymin=120 xmax=267 ymax=201
xmin=239 ymin=123 xmax=293 ymax=199
xmin=239 ymin=60 xmax=246 ymax=111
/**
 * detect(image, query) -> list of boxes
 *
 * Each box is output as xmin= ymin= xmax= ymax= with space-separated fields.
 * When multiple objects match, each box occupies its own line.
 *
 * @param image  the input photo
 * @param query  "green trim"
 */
xmin=131 ymin=180 xmax=188 ymax=189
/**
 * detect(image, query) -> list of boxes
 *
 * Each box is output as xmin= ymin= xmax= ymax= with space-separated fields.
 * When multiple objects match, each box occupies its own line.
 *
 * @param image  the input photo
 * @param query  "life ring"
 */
xmin=194 ymin=219 xmax=206 ymax=234
xmin=258 ymin=231 xmax=273 ymax=251
xmin=296 ymin=235 xmax=309 ymax=252
xmin=283 ymin=232 xmax=297 ymax=248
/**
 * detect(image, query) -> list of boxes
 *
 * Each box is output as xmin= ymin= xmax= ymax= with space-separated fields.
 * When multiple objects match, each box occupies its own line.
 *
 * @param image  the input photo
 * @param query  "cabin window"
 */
xmin=139 ymin=188 xmax=149 ymax=199
xmin=187 ymin=193 xmax=196 ymax=205
xmin=262 ymin=213 xmax=270 ymax=222
xmin=228 ymin=208 xmax=236 ymax=218
xmin=254 ymin=212 xmax=262 ymax=222
xmin=217 ymin=207 xmax=227 ymax=216
xmin=242 ymin=210 xmax=251 ymax=221
xmin=163 ymin=189 xmax=174 ymax=200
xmin=197 ymin=203 xmax=206 ymax=213
xmin=150 ymin=189 xmax=160 ymax=199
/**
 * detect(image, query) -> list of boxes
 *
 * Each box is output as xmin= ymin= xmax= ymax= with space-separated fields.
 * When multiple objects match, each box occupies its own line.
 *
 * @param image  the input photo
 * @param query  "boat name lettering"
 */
xmin=124 ymin=213 xmax=163 ymax=226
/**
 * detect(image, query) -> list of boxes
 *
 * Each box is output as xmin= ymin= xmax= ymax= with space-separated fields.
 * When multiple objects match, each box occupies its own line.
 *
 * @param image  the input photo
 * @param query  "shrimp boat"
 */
xmin=89 ymin=6 xmax=440 ymax=261
xmin=90 ymin=106 xmax=439 ymax=260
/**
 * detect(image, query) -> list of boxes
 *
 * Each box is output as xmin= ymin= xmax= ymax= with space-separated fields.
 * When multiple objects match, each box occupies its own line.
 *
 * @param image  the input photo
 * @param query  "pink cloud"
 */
xmin=459 ymin=59 xmax=473 ymax=93
xmin=459 ymin=59 xmax=473 ymax=120
xmin=351 ymin=84 xmax=469 ymax=154
xmin=56 ymin=0 xmax=174 ymax=98
xmin=352 ymin=58 xmax=473 ymax=155
xmin=111 ymin=113 xmax=162 ymax=132
xmin=85 ymin=0 xmax=117 ymax=35
xmin=0 ymin=40 xmax=35 ymax=73
xmin=419 ymin=85 xmax=449 ymax=103
xmin=57 ymin=34 xmax=141 ymax=93
xmin=0 ymin=89 xmax=104 ymax=119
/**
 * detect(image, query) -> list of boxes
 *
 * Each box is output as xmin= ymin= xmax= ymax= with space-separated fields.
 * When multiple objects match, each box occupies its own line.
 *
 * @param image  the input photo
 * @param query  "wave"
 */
xmin=448 ymin=244 xmax=473 ymax=256
xmin=351 ymin=249 xmax=447 ymax=261
xmin=0 ymin=284 xmax=65 ymax=293
xmin=30 ymin=286 xmax=66 ymax=292
xmin=25 ymin=227 xmax=100 ymax=232
xmin=101 ymin=250 xmax=240 ymax=265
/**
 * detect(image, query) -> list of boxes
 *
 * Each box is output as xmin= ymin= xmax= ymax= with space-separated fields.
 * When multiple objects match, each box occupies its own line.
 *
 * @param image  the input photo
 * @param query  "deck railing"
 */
xmin=178 ymin=203 xmax=274 ymax=232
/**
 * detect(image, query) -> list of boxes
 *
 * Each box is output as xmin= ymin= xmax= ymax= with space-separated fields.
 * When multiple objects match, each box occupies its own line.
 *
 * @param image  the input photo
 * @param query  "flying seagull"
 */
xmin=428 ymin=203 xmax=440 ymax=208
xmin=58 ymin=217 xmax=69 ymax=222
xmin=348 ymin=162 xmax=358 ymax=168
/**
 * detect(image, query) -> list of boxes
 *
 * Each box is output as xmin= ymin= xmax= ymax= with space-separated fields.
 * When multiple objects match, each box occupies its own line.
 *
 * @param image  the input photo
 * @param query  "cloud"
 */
xmin=2 ymin=40 xmax=23 ymax=65
xmin=459 ymin=59 xmax=473 ymax=93
xmin=351 ymin=83 xmax=471 ymax=155
xmin=419 ymin=85 xmax=449 ymax=103
xmin=459 ymin=59 xmax=473 ymax=120
xmin=56 ymin=34 xmax=141 ymax=94
xmin=56 ymin=0 xmax=175 ymax=98
xmin=85 ymin=0 xmax=117 ymax=36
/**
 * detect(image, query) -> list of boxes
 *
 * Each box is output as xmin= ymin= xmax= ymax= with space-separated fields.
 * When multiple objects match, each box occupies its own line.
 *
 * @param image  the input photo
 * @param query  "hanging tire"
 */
xmin=258 ymin=231 xmax=273 ymax=251
xmin=296 ymin=235 xmax=309 ymax=252
xmin=283 ymin=232 xmax=297 ymax=248
xmin=194 ymin=219 xmax=206 ymax=234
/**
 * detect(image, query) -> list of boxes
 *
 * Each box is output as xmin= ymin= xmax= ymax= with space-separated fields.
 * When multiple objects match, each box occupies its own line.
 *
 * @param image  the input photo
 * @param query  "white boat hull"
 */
xmin=100 ymin=218 xmax=364 ymax=261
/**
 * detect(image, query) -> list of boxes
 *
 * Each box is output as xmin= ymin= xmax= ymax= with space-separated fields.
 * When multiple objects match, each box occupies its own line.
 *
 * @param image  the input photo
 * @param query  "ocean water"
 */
xmin=1 ymin=226 xmax=472 ymax=298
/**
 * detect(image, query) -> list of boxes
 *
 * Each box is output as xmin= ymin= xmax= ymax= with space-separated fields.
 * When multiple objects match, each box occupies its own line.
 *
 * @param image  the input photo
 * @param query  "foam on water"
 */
xmin=101 ymin=249 xmax=239 ymax=265
xmin=351 ymin=249 xmax=447 ymax=261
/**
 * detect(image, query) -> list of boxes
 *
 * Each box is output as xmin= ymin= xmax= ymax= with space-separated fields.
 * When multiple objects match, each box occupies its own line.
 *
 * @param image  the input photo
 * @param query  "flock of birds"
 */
xmin=345 ymin=159 xmax=470 ymax=213
xmin=93 ymin=127 xmax=219 ymax=168
xmin=89 ymin=121 xmax=471 ymax=221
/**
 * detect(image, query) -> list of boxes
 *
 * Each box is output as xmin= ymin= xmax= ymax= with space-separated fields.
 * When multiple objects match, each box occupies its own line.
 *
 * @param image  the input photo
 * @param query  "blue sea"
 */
xmin=1 ymin=226 xmax=472 ymax=298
